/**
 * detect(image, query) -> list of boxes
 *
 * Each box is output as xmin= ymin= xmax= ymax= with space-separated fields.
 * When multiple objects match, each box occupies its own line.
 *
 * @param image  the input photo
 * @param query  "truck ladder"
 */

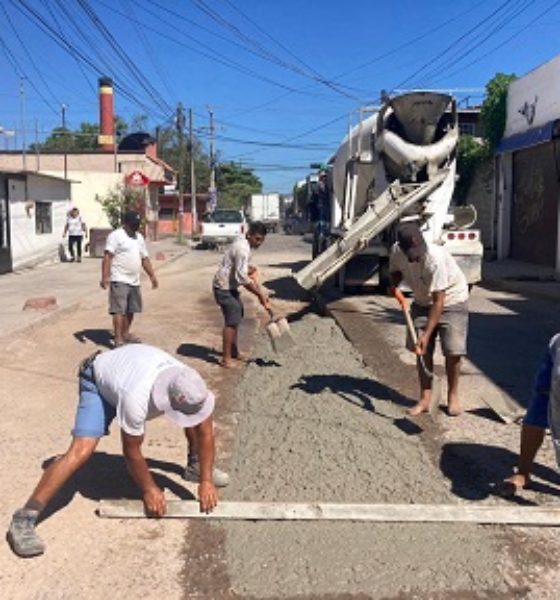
xmin=293 ymin=171 xmax=448 ymax=291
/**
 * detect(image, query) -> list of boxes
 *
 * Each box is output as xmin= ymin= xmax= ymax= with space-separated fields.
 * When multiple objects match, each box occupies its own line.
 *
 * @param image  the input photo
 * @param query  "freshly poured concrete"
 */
xmin=224 ymin=315 xmax=512 ymax=598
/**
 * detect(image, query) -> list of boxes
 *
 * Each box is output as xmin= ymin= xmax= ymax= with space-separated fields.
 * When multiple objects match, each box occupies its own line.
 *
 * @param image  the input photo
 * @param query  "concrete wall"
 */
xmin=464 ymin=159 xmax=494 ymax=251
xmin=9 ymin=174 xmax=70 ymax=270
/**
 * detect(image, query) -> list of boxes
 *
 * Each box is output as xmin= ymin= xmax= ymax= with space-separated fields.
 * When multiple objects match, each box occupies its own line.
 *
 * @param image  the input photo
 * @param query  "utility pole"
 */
xmin=20 ymin=77 xmax=27 ymax=170
xmin=61 ymin=104 xmax=68 ymax=179
xmin=189 ymin=108 xmax=197 ymax=235
xmin=207 ymin=105 xmax=217 ymax=213
xmin=34 ymin=118 xmax=40 ymax=171
xmin=176 ymin=102 xmax=186 ymax=243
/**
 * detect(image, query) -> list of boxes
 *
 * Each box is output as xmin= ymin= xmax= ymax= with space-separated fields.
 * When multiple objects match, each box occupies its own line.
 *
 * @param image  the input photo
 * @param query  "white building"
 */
xmin=496 ymin=55 xmax=560 ymax=271
xmin=0 ymin=170 xmax=72 ymax=273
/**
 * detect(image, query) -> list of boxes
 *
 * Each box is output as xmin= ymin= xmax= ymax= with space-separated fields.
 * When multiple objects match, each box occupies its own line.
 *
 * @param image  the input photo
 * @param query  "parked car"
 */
xmin=200 ymin=209 xmax=246 ymax=248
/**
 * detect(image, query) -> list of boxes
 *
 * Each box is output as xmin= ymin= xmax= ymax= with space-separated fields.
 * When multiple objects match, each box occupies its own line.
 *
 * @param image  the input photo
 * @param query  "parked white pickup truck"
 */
xmin=200 ymin=209 xmax=246 ymax=248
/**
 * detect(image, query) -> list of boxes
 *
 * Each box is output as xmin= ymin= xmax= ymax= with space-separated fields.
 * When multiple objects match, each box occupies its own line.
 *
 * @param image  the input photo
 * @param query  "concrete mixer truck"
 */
xmin=294 ymin=91 xmax=483 ymax=292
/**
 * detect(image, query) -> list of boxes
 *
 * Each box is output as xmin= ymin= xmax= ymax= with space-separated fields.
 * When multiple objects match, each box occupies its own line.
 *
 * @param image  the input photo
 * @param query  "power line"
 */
xmin=12 ymin=0 xmax=171 ymax=121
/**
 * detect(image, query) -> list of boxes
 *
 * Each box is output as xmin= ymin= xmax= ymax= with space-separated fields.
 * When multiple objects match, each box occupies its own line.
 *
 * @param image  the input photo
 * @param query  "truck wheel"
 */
xmin=377 ymin=257 xmax=390 ymax=293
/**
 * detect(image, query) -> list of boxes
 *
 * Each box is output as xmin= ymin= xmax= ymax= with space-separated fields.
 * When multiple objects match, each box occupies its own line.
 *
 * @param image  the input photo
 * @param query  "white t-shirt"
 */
xmin=67 ymin=215 xmax=84 ymax=236
xmin=105 ymin=228 xmax=148 ymax=286
xmin=213 ymin=236 xmax=251 ymax=290
xmin=389 ymin=242 xmax=468 ymax=307
xmin=93 ymin=344 xmax=184 ymax=436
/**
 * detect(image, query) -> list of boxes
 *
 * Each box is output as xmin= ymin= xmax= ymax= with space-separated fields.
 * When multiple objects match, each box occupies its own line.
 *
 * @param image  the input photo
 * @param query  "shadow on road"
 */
xmin=37 ymin=452 xmax=194 ymax=523
xmin=440 ymin=442 xmax=560 ymax=503
xmin=73 ymin=328 xmax=113 ymax=349
xmin=265 ymin=275 xmax=310 ymax=303
xmin=291 ymin=373 xmax=414 ymax=410
xmin=176 ymin=343 xmax=220 ymax=365
xmin=267 ymin=260 xmax=309 ymax=272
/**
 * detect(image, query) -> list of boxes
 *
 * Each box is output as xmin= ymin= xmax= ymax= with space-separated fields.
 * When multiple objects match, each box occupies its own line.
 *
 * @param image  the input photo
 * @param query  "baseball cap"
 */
xmin=123 ymin=210 xmax=141 ymax=228
xmin=151 ymin=366 xmax=215 ymax=428
xmin=397 ymin=221 xmax=427 ymax=261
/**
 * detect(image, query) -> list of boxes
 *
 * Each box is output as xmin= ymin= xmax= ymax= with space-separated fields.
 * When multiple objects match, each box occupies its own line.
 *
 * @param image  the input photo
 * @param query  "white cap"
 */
xmin=151 ymin=366 xmax=215 ymax=428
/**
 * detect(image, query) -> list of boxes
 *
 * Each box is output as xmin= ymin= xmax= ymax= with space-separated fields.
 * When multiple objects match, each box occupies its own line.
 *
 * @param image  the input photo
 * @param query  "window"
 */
xmin=35 ymin=202 xmax=52 ymax=234
xmin=203 ymin=210 xmax=243 ymax=223
xmin=459 ymin=122 xmax=476 ymax=136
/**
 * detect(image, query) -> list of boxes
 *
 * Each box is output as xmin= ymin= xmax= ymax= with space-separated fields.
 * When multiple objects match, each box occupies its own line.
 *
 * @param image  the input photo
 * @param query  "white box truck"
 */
xmin=248 ymin=193 xmax=281 ymax=233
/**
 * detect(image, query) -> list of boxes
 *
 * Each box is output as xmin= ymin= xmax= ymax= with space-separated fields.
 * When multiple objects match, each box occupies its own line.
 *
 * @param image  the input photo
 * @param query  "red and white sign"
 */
xmin=125 ymin=170 xmax=150 ymax=187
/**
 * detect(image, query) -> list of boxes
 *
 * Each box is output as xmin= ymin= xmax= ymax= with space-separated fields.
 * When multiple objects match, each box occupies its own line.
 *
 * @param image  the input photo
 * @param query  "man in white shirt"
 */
xmin=7 ymin=344 xmax=222 ymax=558
xmin=390 ymin=221 xmax=469 ymax=416
xmin=213 ymin=221 xmax=269 ymax=367
xmin=101 ymin=211 xmax=158 ymax=347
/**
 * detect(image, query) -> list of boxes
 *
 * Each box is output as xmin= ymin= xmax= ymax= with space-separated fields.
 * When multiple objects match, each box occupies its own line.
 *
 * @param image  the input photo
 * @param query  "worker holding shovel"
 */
xmin=389 ymin=221 xmax=469 ymax=417
xmin=213 ymin=221 xmax=269 ymax=367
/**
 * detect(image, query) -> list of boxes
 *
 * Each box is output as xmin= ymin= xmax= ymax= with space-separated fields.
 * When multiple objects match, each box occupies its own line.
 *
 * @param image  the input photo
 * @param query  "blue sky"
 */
xmin=1 ymin=0 xmax=560 ymax=193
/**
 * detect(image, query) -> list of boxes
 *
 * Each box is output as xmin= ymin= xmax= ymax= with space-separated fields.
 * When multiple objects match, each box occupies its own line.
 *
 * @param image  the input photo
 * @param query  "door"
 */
xmin=511 ymin=143 xmax=559 ymax=266
xmin=0 ymin=178 xmax=12 ymax=274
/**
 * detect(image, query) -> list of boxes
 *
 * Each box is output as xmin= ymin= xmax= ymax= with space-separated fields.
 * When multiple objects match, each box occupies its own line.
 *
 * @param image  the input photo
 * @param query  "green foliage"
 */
xmin=216 ymin=162 xmax=262 ymax=209
xmin=456 ymin=72 xmax=517 ymax=202
xmin=31 ymin=116 xmax=130 ymax=151
xmin=95 ymin=185 xmax=144 ymax=229
xmin=480 ymin=72 xmax=517 ymax=151
xmin=455 ymin=135 xmax=487 ymax=204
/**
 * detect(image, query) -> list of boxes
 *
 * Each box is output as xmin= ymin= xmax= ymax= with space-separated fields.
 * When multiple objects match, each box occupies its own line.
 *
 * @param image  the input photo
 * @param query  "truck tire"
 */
xmin=377 ymin=257 xmax=390 ymax=293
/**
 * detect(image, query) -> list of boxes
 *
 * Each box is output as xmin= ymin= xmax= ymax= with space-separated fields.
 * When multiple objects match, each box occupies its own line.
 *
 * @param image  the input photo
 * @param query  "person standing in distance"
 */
xmin=63 ymin=207 xmax=88 ymax=263
xmin=101 ymin=210 xmax=158 ymax=347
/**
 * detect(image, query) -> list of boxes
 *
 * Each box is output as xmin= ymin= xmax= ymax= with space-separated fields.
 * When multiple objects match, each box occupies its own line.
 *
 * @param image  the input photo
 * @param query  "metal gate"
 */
xmin=511 ymin=143 xmax=559 ymax=266
xmin=0 ymin=178 xmax=12 ymax=274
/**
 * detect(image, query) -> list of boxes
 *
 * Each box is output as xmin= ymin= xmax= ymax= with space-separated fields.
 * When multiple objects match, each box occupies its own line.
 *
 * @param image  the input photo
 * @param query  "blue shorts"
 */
xmin=71 ymin=366 xmax=116 ymax=438
xmin=523 ymin=349 xmax=553 ymax=429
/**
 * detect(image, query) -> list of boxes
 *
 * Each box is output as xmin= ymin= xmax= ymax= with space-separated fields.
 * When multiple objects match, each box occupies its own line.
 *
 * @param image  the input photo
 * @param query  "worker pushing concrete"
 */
xmin=213 ymin=221 xmax=269 ymax=367
xmin=7 ymin=344 xmax=226 ymax=558
xmin=390 ymin=221 xmax=469 ymax=417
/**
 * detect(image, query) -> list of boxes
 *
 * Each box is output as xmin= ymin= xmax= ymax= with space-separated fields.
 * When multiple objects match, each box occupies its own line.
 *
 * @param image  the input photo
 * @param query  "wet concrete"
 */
xmin=222 ymin=315 xmax=520 ymax=599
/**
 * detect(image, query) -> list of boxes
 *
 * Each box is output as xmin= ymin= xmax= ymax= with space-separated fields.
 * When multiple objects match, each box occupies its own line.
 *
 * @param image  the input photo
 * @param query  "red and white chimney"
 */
xmin=98 ymin=76 xmax=114 ymax=152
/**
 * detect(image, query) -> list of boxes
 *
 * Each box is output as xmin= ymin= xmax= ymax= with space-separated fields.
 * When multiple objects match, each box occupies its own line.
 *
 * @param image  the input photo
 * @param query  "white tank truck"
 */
xmin=294 ymin=91 xmax=483 ymax=292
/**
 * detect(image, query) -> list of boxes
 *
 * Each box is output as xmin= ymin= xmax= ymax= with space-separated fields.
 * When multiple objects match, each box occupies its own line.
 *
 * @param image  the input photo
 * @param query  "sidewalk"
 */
xmin=0 ymin=237 xmax=191 ymax=340
xmin=481 ymin=258 xmax=560 ymax=303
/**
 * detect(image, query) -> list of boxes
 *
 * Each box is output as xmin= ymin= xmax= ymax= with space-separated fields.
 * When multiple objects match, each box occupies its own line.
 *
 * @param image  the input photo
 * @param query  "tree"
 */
xmin=32 ymin=116 xmax=130 ymax=151
xmin=480 ymin=72 xmax=517 ymax=152
xmin=455 ymin=72 xmax=517 ymax=201
xmin=215 ymin=161 xmax=262 ymax=209
xmin=95 ymin=184 xmax=143 ymax=229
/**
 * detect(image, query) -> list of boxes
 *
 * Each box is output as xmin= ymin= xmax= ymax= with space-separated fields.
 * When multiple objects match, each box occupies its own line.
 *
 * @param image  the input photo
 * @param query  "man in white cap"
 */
xmin=7 ymin=344 xmax=223 ymax=558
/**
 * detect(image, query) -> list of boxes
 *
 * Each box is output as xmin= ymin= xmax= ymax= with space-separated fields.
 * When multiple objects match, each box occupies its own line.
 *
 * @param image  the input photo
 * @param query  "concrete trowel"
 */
xmin=394 ymin=288 xmax=442 ymax=420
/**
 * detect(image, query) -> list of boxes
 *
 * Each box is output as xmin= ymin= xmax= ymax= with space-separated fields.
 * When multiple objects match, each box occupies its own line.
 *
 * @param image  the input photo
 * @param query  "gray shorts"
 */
xmin=406 ymin=301 xmax=468 ymax=357
xmin=109 ymin=282 xmax=142 ymax=315
xmin=214 ymin=287 xmax=243 ymax=327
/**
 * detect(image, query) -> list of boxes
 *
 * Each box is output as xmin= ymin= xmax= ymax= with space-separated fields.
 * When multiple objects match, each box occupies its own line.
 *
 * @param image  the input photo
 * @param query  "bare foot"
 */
xmin=233 ymin=353 xmax=250 ymax=363
xmin=493 ymin=474 xmax=530 ymax=498
xmin=447 ymin=404 xmax=463 ymax=417
xmin=407 ymin=401 xmax=430 ymax=416
xmin=219 ymin=359 xmax=236 ymax=368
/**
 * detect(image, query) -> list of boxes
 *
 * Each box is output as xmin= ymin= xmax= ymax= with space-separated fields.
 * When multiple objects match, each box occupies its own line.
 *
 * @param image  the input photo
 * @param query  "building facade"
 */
xmin=0 ymin=171 xmax=71 ymax=274
xmin=496 ymin=55 xmax=560 ymax=270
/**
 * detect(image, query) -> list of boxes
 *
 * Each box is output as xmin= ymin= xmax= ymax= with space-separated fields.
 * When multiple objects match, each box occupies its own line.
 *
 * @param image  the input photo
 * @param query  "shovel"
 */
xmin=249 ymin=269 xmax=295 ymax=353
xmin=264 ymin=302 xmax=296 ymax=353
xmin=393 ymin=288 xmax=441 ymax=420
